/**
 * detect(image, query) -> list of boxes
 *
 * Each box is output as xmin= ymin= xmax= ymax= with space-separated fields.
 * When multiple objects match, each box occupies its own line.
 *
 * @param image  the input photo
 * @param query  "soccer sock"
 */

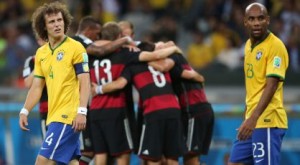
xmin=79 ymin=155 xmax=93 ymax=165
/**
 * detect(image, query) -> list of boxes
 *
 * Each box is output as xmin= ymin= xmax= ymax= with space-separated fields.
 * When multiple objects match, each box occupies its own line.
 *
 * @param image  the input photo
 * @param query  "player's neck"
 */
xmin=49 ymin=35 xmax=66 ymax=49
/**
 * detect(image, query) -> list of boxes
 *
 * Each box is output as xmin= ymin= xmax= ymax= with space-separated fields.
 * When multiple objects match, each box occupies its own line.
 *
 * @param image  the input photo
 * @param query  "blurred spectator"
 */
xmin=0 ymin=0 xmax=300 ymax=86
xmin=216 ymin=37 xmax=243 ymax=70
xmin=0 ymin=0 xmax=25 ymax=24
xmin=279 ymin=0 xmax=300 ymax=43
xmin=207 ymin=18 xmax=229 ymax=58
xmin=186 ymin=30 xmax=213 ymax=70
xmin=2 ymin=23 xmax=29 ymax=87
xmin=287 ymin=24 xmax=300 ymax=72
xmin=0 ymin=29 xmax=6 ymax=69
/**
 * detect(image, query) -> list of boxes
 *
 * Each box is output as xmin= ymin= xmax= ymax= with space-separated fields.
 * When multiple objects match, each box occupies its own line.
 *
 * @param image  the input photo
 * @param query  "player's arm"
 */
xmin=148 ymin=58 xmax=175 ymax=72
xmin=87 ymin=37 xmax=132 ymax=57
xmin=19 ymin=77 xmax=45 ymax=131
xmin=251 ymin=77 xmax=279 ymax=120
xmin=78 ymin=73 xmax=90 ymax=108
xmin=23 ymin=56 xmax=34 ymax=88
xmin=92 ymin=77 xmax=128 ymax=96
xmin=73 ymin=72 xmax=90 ymax=132
xmin=139 ymin=46 xmax=182 ymax=62
xmin=181 ymin=70 xmax=205 ymax=83
xmin=237 ymin=77 xmax=279 ymax=140
xmin=24 ymin=72 xmax=34 ymax=88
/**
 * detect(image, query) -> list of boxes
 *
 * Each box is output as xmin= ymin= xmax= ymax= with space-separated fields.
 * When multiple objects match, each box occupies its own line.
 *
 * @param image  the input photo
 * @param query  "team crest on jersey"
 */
xmin=57 ymin=51 xmax=64 ymax=61
xmin=273 ymin=56 xmax=281 ymax=68
xmin=256 ymin=51 xmax=263 ymax=60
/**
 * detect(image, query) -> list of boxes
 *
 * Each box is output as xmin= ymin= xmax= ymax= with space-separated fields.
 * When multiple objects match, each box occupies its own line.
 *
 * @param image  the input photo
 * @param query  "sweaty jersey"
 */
xmin=89 ymin=48 xmax=140 ymax=120
xmin=23 ymin=56 xmax=48 ymax=113
xmin=122 ymin=62 xmax=181 ymax=120
xmin=34 ymin=36 xmax=89 ymax=125
xmin=169 ymin=54 xmax=209 ymax=116
xmin=244 ymin=32 xmax=288 ymax=128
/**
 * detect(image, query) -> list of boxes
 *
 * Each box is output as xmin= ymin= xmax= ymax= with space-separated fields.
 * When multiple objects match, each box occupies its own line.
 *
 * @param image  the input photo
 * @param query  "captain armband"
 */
xmin=74 ymin=62 xmax=89 ymax=75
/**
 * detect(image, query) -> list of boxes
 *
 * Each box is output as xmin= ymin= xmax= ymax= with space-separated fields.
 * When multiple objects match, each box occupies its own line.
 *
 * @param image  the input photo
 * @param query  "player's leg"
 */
xmin=105 ymin=117 xmax=133 ymax=165
xmin=228 ymin=134 xmax=254 ymax=165
xmin=79 ymin=111 xmax=94 ymax=165
xmin=40 ymin=112 xmax=47 ymax=139
xmin=184 ymin=105 xmax=215 ymax=165
xmin=138 ymin=120 xmax=163 ymax=164
xmin=90 ymin=120 xmax=109 ymax=165
xmin=35 ymin=155 xmax=56 ymax=165
xmin=37 ymin=122 xmax=81 ymax=164
xmin=252 ymin=128 xmax=286 ymax=165
xmin=94 ymin=153 xmax=108 ymax=165
xmin=164 ymin=118 xmax=184 ymax=165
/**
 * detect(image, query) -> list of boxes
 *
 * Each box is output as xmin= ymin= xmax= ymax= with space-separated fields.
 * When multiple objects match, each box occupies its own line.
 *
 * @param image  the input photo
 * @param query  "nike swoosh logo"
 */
xmin=255 ymin=159 xmax=264 ymax=163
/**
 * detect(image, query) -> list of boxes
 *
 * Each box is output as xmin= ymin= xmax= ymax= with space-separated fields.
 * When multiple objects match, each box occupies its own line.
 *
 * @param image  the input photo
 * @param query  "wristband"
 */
xmin=124 ymin=36 xmax=133 ymax=44
xmin=95 ymin=85 xmax=103 ymax=94
xmin=77 ymin=107 xmax=87 ymax=115
xmin=20 ymin=108 xmax=29 ymax=116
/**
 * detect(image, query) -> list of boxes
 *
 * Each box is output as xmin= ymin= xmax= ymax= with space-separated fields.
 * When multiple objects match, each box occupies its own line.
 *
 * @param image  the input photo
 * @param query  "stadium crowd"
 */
xmin=0 ymin=0 xmax=300 ymax=87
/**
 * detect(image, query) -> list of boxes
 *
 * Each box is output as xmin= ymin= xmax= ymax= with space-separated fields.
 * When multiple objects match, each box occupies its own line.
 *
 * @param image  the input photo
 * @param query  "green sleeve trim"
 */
xmin=34 ymin=75 xmax=45 ymax=79
xmin=266 ymin=74 xmax=284 ymax=80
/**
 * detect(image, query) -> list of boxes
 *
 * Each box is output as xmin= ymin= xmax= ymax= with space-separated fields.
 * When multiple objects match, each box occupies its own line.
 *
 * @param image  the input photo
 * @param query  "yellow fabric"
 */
xmin=244 ymin=33 xmax=289 ymax=128
xmin=187 ymin=43 xmax=213 ymax=69
xmin=148 ymin=0 xmax=169 ymax=9
xmin=34 ymin=37 xmax=87 ymax=125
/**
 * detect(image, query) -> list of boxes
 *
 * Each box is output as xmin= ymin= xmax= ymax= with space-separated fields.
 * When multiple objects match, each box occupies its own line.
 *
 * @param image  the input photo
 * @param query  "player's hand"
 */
xmin=175 ymin=46 xmax=183 ymax=55
xmin=91 ymin=82 xmax=98 ymax=96
xmin=237 ymin=117 xmax=257 ymax=141
xmin=72 ymin=114 xmax=86 ymax=132
xmin=19 ymin=114 xmax=30 ymax=131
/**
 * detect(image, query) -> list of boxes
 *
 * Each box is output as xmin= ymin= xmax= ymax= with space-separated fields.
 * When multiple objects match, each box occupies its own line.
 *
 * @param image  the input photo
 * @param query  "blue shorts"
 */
xmin=39 ymin=122 xmax=81 ymax=164
xmin=229 ymin=128 xmax=286 ymax=165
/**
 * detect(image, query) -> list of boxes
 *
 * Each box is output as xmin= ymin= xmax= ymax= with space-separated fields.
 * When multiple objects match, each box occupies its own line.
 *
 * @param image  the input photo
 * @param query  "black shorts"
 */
xmin=183 ymin=104 xmax=214 ymax=155
xmin=40 ymin=112 xmax=47 ymax=139
xmin=80 ymin=111 xmax=93 ymax=152
xmin=138 ymin=117 xmax=184 ymax=161
xmin=90 ymin=116 xmax=133 ymax=156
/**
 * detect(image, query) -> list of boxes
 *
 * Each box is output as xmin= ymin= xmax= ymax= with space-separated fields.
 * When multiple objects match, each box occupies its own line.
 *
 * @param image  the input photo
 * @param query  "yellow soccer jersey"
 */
xmin=34 ymin=36 xmax=89 ymax=125
xmin=244 ymin=32 xmax=289 ymax=128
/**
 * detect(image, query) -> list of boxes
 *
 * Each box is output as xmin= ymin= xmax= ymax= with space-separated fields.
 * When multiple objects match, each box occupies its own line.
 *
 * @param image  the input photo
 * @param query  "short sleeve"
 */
xmin=121 ymin=66 xmax=132 ymax=83
xmin=73 ymin=42 xmax=90 ymax=74
xmin=266 ymin=42 xmax=289 ymax=80
xmin=34 ymin=50 xmax=45 ymax=78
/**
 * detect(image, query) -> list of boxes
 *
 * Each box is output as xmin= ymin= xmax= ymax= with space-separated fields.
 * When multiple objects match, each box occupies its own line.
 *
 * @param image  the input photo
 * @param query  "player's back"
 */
xmin=124 ymin=62 xmax=181 ymax=120
xmin=89 ymin=48 xmax=140 ymax=120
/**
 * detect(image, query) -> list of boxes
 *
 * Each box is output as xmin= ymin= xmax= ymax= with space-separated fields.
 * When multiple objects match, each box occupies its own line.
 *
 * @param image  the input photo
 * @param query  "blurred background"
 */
xmin=0 ymin=0 xmax=299 ymax=164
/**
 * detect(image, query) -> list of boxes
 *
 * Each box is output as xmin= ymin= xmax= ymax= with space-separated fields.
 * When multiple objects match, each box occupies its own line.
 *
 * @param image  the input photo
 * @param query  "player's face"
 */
xmin=88 ymin=25 xmax=101 ymax=41
xmin=244 ymin=6 xmax=270 ymax=41
xmin=44 ymin=12 xmax=65 ymax=40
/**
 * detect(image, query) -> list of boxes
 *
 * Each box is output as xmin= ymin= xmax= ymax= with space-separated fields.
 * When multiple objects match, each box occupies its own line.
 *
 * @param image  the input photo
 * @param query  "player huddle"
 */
xmin=19 ymin=1 xmax=289 ymax=165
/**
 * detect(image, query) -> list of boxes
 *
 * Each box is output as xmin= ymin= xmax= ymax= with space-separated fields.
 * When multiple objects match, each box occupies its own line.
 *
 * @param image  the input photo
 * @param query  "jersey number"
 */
xmin=148 ymin=66 xmax=166 ymax=87
xmin=45 ymin=132 xmax=54 ymax=146
xmin=246 ymin=63 xmax=254 ymax=78
xmin=252 ymin=142 xmax=265 ymax=158
xmin=93 ymin=59 xmax=112 ymax=85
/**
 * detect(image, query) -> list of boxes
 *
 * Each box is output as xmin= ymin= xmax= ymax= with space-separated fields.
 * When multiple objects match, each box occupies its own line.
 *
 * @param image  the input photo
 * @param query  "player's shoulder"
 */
xmin=36 ymin=43 xmax=49 ymax=55
xmin=67 ymin=37 xmax=86 ymax=49
xmin=269 ymin=33 xmax=286 ymax=48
